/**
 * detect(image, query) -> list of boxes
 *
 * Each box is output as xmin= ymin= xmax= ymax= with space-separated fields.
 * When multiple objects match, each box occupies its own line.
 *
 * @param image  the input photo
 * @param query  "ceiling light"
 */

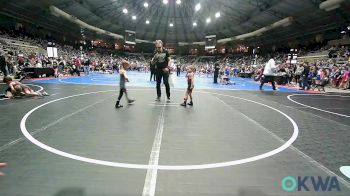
xmin=206 ymin=17 xmax=211 ymax=23
xmin=176 ymin=0 xmax=181 ymax=5
xmin=132 ymin=15 xmax=137 ymax=20
xmin=144 ymin=2 xmax=149 ymax=8
xmin=146 ymin=20 xmax=150 ymax=24
xmin=195 ymin=3 xmax=201 ymax=12
xmin=163 ymin=0 xmax=168 ymax=4
xmin=215 ymin=12 xmax=221 ymax=18
xmin=123 ymin=8 xmax=128 ymax=14
xmin=193 ymin=22 xmax=197 ymax=27
xmin=169 ymin=23 xmax=174 ymax=27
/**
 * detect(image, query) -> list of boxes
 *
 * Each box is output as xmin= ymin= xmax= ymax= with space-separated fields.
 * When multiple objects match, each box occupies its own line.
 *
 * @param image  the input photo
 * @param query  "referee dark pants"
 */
xmin=214 ymin=71 xmax=219 ymax=83
xmin=150 ymin=69 xmax=156 ymax=81
xmin=156 ymin=69 xmax=170 ymax=98
xmin=0 ymin=65 xmax=8 ymax=77
xmin=260 ymin=75 xmax=276 ymax=90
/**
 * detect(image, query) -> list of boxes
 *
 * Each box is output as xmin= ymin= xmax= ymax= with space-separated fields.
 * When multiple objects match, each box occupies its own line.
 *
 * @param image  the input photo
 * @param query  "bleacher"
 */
xmin=298 ymin=50 xmax=328 ymax=61
xmin=0 ymin=36 xmax=36 ymax=48
xmin=0 ymin=36 xmax=43 ymax=54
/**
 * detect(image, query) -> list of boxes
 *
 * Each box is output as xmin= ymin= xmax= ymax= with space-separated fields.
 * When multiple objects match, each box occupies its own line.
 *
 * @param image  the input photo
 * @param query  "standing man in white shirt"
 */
xmin=260 ymin=54 xmax=277 ymax=90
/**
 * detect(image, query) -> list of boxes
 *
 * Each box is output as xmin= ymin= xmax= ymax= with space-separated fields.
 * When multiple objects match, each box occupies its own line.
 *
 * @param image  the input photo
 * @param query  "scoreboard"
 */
xmin=288 ymin=49 xmax=298 ymax=64
xmin=125 ymin=30 xmax=136 ymax=45
xmin=205 ymin=35 xmax=216 ymax=49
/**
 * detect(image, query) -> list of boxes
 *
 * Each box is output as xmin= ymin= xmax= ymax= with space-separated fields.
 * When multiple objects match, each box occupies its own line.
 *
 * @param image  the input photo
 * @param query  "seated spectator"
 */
xmin=338 ymin=65 xmax=349 ymax=90
xmin=220 ymin=66 xmax=232 ymax=85
xmin=332 ymin=67 xmax=342 ymax=88
xmin=254 ymin=67 xmax=264 ymax=82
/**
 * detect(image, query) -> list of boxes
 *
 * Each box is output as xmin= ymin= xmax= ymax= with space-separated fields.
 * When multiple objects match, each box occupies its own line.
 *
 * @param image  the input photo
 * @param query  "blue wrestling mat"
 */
xmin=31 ymin=72 xmax=301 ymax=92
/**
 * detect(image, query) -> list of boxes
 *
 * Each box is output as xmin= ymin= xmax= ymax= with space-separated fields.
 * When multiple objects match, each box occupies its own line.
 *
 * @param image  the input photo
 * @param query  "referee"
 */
xmin=213 ymin=62 xmax=220 ymax=83
xmin=259 ymin=54 xmax=277 ymax=90
xmin=151 ymin=40 xmax=171 ymax=101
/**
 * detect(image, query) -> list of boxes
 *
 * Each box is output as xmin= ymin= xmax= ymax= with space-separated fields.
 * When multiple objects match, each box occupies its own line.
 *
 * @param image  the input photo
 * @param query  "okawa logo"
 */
xmin=281 ymin=176 xmax=341 ymax=192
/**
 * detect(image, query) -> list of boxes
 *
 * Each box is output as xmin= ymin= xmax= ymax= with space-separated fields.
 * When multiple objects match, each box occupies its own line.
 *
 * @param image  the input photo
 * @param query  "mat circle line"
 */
xmin=287 ymin=94 xmax=350 ymax=118
xmin=20 ymin=89 xmax=299 ymax=170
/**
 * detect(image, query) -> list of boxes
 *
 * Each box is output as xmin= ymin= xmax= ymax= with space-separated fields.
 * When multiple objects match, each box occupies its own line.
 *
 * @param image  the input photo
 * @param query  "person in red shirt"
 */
xmin=73 ymin=57 xmax=81 ymax=76
xmin=0 ymin=162 xmax=6 ymax=176
xmin=339 ymin=65 xmax=349 ymax=89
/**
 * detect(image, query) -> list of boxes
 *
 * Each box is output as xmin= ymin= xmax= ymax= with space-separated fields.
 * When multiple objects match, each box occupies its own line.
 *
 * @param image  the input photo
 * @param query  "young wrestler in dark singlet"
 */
xmin=181 ymin=65 xmax=195 ymax=107
xmin=115 ymin=60 xmax=135 ymax=108
xmin=3 ymin=76 xmax=48 ymax=98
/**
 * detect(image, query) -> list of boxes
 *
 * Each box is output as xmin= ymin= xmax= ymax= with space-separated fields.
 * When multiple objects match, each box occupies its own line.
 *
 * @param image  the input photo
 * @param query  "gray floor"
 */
xmin=0 ymin=83 xmax=350 ymax=196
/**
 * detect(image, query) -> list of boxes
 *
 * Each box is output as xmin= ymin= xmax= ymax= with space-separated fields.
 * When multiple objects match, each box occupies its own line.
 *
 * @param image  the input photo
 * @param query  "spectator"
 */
xmin=0 ymin=50 xmax=8 ymax=76
xmin=300 ymin=62 xmax=310 ymax=90
xmin=338 ymin=65 xmax=349 ymax=89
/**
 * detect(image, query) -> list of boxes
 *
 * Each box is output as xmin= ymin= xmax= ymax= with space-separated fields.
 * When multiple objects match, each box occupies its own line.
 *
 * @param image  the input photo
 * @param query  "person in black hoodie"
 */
xmin=300 ymin=62 xmax=310 ymax=90
xmin=0 ymin=51 xmax=8 ymax=77
xmin=151 ymin=40 xmax=171 ymax=101
xmin=213 ymin=62 xmax=220 ymax=83
xmin=83 ymin=57 xmax=90 ymax=76
xmin=176 ymin=63 xmax=181 ymax=76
